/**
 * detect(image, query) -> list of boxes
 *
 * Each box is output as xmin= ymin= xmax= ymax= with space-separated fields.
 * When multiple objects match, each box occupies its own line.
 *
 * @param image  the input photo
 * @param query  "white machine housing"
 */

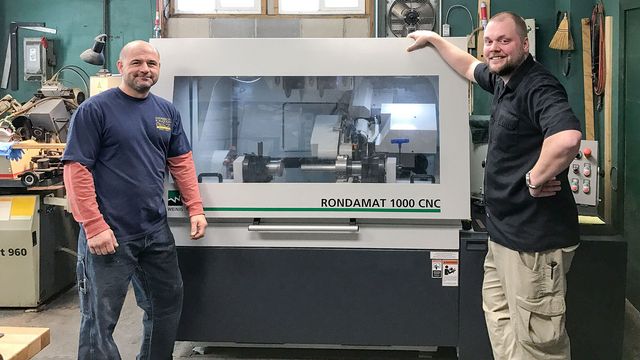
xmin=152 ymin=38 xmax=470 ymax=228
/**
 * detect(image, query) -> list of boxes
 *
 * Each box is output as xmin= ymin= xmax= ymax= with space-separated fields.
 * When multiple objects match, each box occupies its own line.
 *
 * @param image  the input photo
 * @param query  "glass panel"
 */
xmin=323 ymin=0 xmax=359 ymax=8
xmin=175 ymin=0 xmax=216 ymax=13
xmin=279 ymin=0 xmax=320 ymax=13
xmin=219 ymin=0 xmax=256 ymax=7
xmin=173 ymin=75 xmax=440 ymax=184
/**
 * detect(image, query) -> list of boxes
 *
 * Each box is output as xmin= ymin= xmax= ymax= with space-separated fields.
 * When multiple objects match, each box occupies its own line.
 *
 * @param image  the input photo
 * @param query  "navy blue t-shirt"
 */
xmin=63 ymin=87 xmax=191 ymax=240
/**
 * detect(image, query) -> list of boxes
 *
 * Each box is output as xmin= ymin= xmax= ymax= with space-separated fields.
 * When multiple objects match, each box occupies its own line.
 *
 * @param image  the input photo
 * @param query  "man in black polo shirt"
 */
xmin=407 ymin=12 xmax=582 ymax=360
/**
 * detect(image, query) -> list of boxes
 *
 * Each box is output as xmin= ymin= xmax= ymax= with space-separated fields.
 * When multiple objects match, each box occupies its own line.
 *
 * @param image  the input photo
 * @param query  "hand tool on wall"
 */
xmin=581 ymin=18 xmax=595 ymax=141
xmin=549 ymin=12 xmax=574 ymax=77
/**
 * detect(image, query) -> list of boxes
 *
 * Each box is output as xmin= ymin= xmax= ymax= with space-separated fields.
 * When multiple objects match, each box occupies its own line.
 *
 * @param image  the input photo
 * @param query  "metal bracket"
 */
xmin=43 ymin=194 xmax=69 ymax=212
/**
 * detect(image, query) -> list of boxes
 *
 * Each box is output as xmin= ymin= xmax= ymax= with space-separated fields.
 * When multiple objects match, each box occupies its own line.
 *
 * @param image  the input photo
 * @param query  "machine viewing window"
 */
xmin=173 ymin=75 xmax=440 ymax=184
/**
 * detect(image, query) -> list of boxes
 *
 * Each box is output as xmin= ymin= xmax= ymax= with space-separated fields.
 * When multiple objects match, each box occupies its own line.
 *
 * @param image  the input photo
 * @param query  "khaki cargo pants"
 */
xmin=482 ymin=240 xmax=578 ymax=360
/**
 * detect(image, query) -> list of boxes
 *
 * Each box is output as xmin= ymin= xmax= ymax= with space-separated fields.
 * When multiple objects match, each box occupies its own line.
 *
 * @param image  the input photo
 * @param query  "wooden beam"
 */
xmin=367 ymin=0 xmax=374 ymax=37
xmin=581 ymin=18 xmax=595 ymax=140
xmin=603 ymin=16 xmax=613 ymax=224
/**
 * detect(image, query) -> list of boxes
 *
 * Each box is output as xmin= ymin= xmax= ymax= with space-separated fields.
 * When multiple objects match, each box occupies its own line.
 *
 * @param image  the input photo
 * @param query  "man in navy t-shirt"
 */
xmin=63 ymin=40 xmax=207 ymax=359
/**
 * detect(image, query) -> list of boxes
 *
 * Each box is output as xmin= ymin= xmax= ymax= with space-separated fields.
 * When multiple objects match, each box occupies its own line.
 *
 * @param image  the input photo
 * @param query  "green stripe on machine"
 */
xmin=203 ymin=207 xmax=441 ymax=213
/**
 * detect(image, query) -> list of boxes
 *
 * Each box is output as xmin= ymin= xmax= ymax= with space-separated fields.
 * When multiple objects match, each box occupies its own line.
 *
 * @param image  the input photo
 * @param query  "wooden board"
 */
xmin=26 ymin=184 xmax=65 ymax=191
xmin=12 ymin=143 xmax=65 ymax=150
xmin=581 ymin=18 xmax=595 ymax=140
xmin=604 ymin=16 xmax=613 ymax=224
xmin=0 ymin=327 xmax=49 ymax=360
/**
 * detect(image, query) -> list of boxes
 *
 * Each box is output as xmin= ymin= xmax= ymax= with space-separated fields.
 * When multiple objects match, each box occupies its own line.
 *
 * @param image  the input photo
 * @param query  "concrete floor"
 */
xmin=1 ymin=286 xmax=639 ymax=360
xmin=0 ymin=286 xmax=456 ymax=360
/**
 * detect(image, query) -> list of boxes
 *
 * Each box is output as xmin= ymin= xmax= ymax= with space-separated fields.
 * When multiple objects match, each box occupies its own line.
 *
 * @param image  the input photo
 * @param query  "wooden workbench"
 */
xmin=0 ymin=327 xmax=49 ymax=360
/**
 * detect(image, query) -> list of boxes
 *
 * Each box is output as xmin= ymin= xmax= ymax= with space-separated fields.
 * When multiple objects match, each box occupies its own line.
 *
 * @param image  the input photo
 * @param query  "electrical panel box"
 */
xmin=23 ymin=38 xmax=55 ymax=82
xmin=569 ymin=140 xmax=598 ymax=207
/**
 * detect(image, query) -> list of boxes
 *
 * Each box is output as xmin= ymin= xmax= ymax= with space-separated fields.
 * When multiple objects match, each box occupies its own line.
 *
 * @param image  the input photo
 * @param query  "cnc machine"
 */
xmin=153 ymin=38 xmax=483 ymax=354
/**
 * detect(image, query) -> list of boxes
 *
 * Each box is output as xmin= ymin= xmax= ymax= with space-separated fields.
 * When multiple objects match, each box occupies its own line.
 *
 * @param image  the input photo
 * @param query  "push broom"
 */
xmin=550 ymin=12 xmax=574 ymax=50
xmin=550 ymin=12 xmax=574 ymax=76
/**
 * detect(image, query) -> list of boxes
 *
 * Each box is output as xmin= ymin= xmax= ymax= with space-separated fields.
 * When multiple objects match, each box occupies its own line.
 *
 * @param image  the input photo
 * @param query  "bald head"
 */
xmin=489 ymin=12 xmax=529 ymax=41
xmin=116 ymin=40 xmax=161 ymax=98
xmin=119 ymin=40 xmax=160 ymax=62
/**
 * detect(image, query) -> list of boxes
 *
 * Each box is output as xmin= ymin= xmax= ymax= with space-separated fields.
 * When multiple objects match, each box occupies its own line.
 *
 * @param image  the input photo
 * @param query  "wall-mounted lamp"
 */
xmin=80 ymin=34 xmax=108 ymax=66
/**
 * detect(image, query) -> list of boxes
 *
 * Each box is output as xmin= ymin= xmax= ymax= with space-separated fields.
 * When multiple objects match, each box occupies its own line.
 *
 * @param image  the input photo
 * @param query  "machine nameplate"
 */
xmin=0 ymin=248 xmax=29 ymax=256
xmin=322 ymin=197 xmax=441 ymax=210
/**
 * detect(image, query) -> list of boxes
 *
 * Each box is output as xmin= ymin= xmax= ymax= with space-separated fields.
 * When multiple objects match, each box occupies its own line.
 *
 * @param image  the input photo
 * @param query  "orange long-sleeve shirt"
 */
xmin=64 ymin=151 xmax=204 ymax=239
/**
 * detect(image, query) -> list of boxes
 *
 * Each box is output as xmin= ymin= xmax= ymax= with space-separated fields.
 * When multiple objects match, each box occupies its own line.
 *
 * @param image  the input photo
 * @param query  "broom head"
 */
xmin=549 ymin=13 xmax=574 ymax=50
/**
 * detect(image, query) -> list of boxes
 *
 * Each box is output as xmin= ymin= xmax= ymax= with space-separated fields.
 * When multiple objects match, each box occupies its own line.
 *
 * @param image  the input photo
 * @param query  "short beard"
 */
xmin=133 ymin=83 xmax=152 ymax=92
xmin=490 ymin=53 xmax=527 ymax=77
xmin=492 ymin=61 xmax=518 ymax=76
xmin=127 ymin=77 xmax=155 ymax=93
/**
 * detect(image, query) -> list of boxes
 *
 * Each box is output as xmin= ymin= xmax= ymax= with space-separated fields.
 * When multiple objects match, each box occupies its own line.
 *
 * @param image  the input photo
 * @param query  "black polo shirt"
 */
xmin=474 ymin=54 xmax=581 ymax=252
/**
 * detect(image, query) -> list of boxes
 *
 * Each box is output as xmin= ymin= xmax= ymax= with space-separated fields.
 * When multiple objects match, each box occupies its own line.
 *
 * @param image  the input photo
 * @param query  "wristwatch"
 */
xmin=525 ymin=171 xmax=540 ymax=189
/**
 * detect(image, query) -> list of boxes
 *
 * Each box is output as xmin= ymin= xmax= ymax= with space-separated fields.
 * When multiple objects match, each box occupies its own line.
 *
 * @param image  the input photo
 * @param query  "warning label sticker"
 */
xmin=442 ymin=260 xmax=459 ymax=287
xmin=432 ymin=260 xmax=442 ymax=278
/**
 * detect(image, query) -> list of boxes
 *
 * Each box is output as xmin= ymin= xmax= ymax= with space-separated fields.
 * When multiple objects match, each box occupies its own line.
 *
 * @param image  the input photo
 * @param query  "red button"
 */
xmin=583 ymin=148 xmax=592 ymax=158
xmin=571 ymin=179 xmax=579 ymax=192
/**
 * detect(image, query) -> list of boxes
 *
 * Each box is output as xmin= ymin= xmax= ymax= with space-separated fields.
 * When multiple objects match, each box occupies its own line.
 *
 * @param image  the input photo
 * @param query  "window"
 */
xmin=174 ymin=0 xmax=261 ymax=14
xmin=278 ymin=0 xmax=365 ymax=14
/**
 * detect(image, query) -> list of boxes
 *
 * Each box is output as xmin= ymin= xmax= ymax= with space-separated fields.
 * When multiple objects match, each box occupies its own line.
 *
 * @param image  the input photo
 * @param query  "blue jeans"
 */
xmin=76 ymin=221 xmax=183 ymax=360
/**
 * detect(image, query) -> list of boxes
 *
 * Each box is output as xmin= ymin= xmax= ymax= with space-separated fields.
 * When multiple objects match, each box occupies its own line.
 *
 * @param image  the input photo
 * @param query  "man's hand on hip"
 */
xmin=529 ymin=177 xmax=562 ymax=198
xmin=88 ymin=229 xmax=119 ymax=255
xmin=190 ymin=214 xmax=207 ymax=240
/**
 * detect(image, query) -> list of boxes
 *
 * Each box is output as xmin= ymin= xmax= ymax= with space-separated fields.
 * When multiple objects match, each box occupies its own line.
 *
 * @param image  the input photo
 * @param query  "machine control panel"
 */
xmin=569 ymin=140 xmax=598 ymax=206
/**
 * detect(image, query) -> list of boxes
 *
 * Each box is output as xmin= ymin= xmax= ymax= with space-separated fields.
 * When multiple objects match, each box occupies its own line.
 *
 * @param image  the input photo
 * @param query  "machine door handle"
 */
xmin=410 ymin=174 xmax=436 ymax=183
xmin=197 ymin=172 xmax=223 ymax=183
xmin=248 ymin=224 xmax=359 ymax=233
